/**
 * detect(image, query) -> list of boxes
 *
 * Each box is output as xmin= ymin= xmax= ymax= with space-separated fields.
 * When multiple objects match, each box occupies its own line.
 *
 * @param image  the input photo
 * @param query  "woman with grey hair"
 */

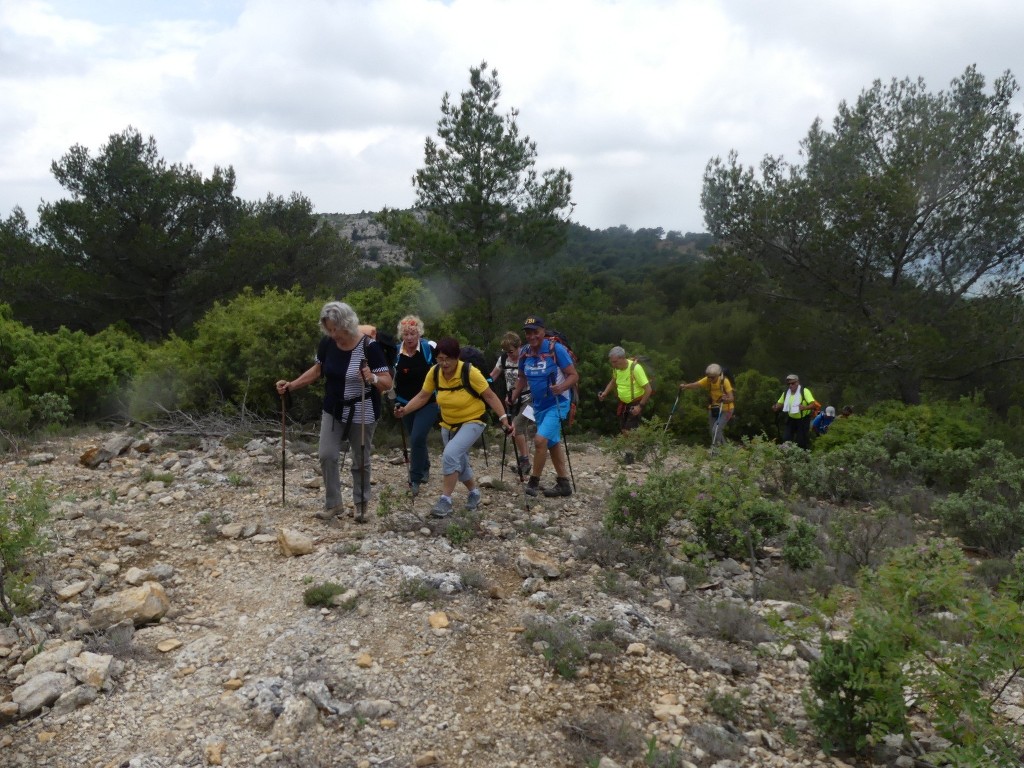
xmin=275 ymin=301 xmax=393 ymax=522
xmin=679 ymin=363 xmax=734 ymax=447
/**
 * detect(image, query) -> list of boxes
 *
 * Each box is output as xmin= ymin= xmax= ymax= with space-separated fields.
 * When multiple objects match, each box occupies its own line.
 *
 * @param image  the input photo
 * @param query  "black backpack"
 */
xmin=432 ymin=346 xmax=492 ymax=400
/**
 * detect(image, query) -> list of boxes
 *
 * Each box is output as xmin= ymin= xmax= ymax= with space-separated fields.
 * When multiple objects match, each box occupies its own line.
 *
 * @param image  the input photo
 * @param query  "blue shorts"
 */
xmin=535 ymin=399 xmax=570 ymax=446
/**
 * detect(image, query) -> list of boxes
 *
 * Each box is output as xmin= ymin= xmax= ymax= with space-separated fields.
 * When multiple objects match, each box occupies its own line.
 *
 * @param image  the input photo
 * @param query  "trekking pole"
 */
xmin=561 ymin=421 xmax=576 ymax=492
xmin=398 ymin=412 xmax=410 ymax=466
xmin=710 ymin=408 xmax=722 ymax=458
xmin=358 ymin=361 xmax=368 ymax=523
xmin=500 ymin=426 xmax=508 ymax=482
xmin=664 ymin=392 xmax=681 ymax=433
xmin=280 ymin=390 xmax=288 ymax=505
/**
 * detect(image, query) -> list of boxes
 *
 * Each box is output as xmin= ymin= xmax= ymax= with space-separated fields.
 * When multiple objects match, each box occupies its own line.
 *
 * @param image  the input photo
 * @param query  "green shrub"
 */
xmin=302 ymin=581 xmax=346 ymax=607
xmin=2 ymin=316 xmax=143 ymax=421
xmin=131 ymin=287 xmax=323 ymax=420
xmin=807 ymin=539 xmax=1024 ymax=762
xmin=614 ymin=419 xmax=675 ymax=468
xmin=825 ymin=505 xmax=914 ymax=576
xmin=0 ymin=390 xmax=32 ymax=438
xmin=933 ymin=446 xmax=1024 ymax=556
xmin=604 ymin=469 xmax=689 ymax=547
xmin=686 ymin=445 xmax=789 ymax=559
xmin=817 ymin=398 xmax=987 ymax=455
xmin=29 ymin=392 xmax=73 ymax=429
xmin=782 ymin=519 xmax=822 ymax=571
xmin=521 ymin=616 xmax=588 ymax=680
xmin=807 ymin=621 xmax=909 ymax=754
xmin=0 ymin=479 xmax=50 ymax=621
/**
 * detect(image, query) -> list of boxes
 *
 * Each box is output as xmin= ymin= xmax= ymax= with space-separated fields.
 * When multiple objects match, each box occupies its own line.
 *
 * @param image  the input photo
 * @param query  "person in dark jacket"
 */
xmin=276 ymin=301 xmax=392 ymax=522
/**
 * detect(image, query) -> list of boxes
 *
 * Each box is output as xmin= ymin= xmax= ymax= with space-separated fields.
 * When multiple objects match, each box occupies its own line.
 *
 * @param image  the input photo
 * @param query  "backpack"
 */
xmin=791 ymin=386 xmax=820 ymax=417
xmin=431 ymin=347 xmax=492 ymax=400
xmin=721 ymin=366 xmax=736 ymax=389
xmin=374 ymin=331 xmax=400 ymax=376
xmin=522 ymin=331 xmax=580 ymax=426
xmin=628 ymin=356 xmax=655 ymax=398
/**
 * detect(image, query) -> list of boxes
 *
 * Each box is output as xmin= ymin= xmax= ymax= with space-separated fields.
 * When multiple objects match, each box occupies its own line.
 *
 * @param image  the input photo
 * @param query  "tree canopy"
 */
xmin=380 ymin=62 xmax=574 ymax=344
xmin=1 ymin=128 xmax=364 ymax=341
xmin=702 ymin=66 xmax=1024 ymax=403
xmin=37 ymin=127 xmax=239 ymax=339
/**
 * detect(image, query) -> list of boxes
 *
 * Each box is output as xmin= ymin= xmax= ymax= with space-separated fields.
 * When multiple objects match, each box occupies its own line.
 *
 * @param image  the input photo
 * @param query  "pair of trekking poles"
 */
xmin=663 ymin=390 xmax=728 ymax=454
xmin=497 ymin=394 xmax=576 ymax=493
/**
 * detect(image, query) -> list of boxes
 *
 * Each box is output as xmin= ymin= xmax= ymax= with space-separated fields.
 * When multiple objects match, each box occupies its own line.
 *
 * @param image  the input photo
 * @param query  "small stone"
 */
xmin=123 ymin=567 xmax=149 ymax=586
xmin=516 ymin=547 xmax=561 ymax=579
xmin=205 ymin=740 xmax=226 ymax=765
xmin=223 ymin=678 xmax=243 ymax=690
xmin=626 ymin=643 xmax=647 ymax=656
xmin=157 ymin=639 xmax=183 ymax=653
xmin=414 ymin=750 xmax=439 ymax=766
xmin=56 ymin=581 xmax=90 ymax=601
xmin=355 ymin=653 xmax=373 ymax=669
xmin=428 ymin=611 xmax=449 ymax=629
xmin=277 ymin=527 xmax=314 ymax=557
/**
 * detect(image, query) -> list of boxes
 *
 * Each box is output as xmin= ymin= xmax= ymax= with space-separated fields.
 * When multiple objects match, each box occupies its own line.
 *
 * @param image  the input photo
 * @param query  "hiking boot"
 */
xmin=431 ymin=496 xmax=453 ymax=518
xmin=543 ymin=477 xmax=573 ymax=498
xmin=354 ymin=503 xmax=368 ymax=523
xmin=314 ymin=504 xmax=343 ymax=520
xmin=465 ymin=489 xmax=482 ymax=512
xmin=517 ymin=456 xmax=531 ymax=475
xmin=524 ymin=477 xmax=542 ymax=497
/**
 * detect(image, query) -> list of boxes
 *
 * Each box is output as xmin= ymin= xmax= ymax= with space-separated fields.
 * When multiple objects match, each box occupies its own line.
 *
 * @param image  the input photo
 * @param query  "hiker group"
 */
xmin=277 ymin=304 xmax=579 ymax=522
xmin=276 ymin=300 xmax=849 ymax=522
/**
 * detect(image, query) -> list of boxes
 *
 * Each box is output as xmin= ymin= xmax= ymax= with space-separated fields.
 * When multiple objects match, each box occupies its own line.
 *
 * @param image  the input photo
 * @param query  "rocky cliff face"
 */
xmin=0 ymin=431 xmax=935 ymax=768
xmin=321 ymin=212 xmax=411 ymax=268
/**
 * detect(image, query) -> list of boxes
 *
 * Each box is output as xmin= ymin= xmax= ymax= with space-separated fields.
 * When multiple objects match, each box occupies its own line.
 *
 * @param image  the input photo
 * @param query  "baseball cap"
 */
xmin=785 ymin=374 xmax=799 ymax=383
xmin=523 ymin=316 xmax=545 ymax=330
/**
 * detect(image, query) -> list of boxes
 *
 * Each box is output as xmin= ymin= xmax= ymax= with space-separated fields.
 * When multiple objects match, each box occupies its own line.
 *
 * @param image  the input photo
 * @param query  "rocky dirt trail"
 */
xmin=0 ymin=427 xmax=887 ymax=768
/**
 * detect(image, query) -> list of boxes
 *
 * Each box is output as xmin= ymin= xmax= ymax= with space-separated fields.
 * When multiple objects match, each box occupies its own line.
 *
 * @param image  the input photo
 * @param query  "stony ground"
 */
xmin=0 ymin=427 xmax=904 ymax=768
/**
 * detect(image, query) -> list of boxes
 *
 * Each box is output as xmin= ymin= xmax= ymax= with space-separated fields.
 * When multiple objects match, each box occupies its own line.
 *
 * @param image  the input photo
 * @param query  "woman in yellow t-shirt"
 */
xmin=679 ymin=363 xmax=734 ymax=447
xmin=395 ymin=337 xmax=513 ymax=519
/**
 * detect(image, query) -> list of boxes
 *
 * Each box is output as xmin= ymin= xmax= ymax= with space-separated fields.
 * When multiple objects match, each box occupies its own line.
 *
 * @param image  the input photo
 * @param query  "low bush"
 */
xmin=302 ymin=581 xmax=346 ymax=608
xmin=0 ymin=479 xmax=51 ymax=621
xmin=604 ymin=470 xmax=689 ymax=548
xmin=807 ymin=539 xmax=1024 ymax=763
xmin=933 ymin=446 xmax=1024 ymax=556
xmin=782 ymin=518 xmax=823 ymax=571
xmin=685 ymin=444 xmax=789 ymax=560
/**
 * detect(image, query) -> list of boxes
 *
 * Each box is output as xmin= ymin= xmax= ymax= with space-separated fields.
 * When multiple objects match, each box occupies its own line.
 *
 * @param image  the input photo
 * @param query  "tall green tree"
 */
xmin=224 ymin=192 xmax=364 ymax=299
xmin=380 ymin=62 xmax=574 ymax=344
xmin=0 ymin=208 xmax=49 ymax=328
xmin=702 ymin=67 xmax=1024 ymax=403
xmin=37 ymin=127 xmax=240 ymax=340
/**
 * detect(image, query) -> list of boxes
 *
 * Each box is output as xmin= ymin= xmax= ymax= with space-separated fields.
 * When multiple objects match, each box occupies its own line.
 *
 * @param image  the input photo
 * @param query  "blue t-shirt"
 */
xmin=811 ymin=412 xmax=835 ymax=434
xmin=519 ymin=340 xmax=572 ymax=412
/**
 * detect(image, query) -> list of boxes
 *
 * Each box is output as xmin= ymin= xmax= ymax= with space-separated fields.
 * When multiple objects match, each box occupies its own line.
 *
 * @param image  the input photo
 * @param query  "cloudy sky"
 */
xmin=1 ymin=0 xmax=1022 ymax=235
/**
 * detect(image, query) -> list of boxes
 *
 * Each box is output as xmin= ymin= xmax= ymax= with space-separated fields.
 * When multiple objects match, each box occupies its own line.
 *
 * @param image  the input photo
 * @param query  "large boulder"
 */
xmin=88 ymin=582 xmax=169 ymax=630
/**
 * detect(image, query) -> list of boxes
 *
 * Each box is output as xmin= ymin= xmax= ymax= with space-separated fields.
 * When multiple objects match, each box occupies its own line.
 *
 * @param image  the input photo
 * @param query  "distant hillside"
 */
xmin=319 ymin=211 xmax=714 ymax=271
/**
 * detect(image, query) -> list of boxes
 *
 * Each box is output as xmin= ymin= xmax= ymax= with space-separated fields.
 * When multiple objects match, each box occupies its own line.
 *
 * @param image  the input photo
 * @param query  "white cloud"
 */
xmin=1 ymin=0 xmax=1022 ymax=233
